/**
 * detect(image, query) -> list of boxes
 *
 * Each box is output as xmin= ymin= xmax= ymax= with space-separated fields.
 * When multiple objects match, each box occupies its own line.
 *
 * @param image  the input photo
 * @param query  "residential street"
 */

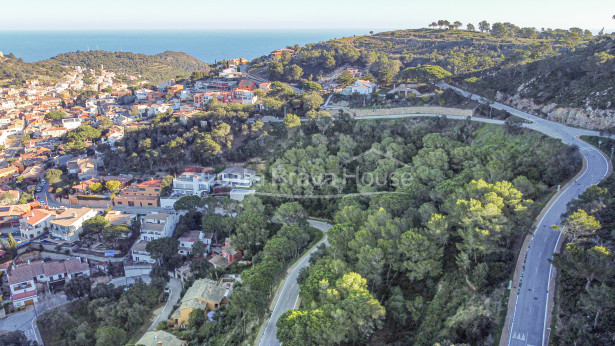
xmin=0 ymin=293 xmax=67 ymax=344
xmin=258 ymin=220 xmax=331 ymax=346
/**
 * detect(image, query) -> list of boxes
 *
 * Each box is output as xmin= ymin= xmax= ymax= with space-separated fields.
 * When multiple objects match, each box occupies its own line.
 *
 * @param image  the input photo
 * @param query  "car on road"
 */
xmin=161 ymin=292 xmax=169 ymax=302
xmin=36 ymin=187 xmax=42 ymax=192
xmin=41 ymin=179 xmax=46 ymax=184
xmin=40 ymin=201 xmax=46 ymax=206
xmin=164 ymin=286 xmax=170 ymax=293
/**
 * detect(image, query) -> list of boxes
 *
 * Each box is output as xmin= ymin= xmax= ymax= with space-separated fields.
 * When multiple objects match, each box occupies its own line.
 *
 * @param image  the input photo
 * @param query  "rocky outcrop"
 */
xmin=496 ymin=92 xmax=615 ymax=130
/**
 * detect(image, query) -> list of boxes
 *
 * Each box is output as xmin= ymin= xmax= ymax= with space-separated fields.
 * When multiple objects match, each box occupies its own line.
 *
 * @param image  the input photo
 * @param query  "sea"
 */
xmin=0 ymin=30 xmax=369 ymax=63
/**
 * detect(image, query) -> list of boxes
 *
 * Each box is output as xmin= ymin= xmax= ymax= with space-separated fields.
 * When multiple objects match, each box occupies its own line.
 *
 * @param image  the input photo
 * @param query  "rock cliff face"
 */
xmin=495 ymin=92 xmax=615 ymax=130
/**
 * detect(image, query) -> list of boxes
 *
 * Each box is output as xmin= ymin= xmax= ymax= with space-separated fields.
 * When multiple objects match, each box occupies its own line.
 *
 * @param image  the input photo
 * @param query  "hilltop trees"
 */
xmin=277 ymin=272 xmax=385 ymax=344
xmin=478 ymin=20 xmax=490 ymax=33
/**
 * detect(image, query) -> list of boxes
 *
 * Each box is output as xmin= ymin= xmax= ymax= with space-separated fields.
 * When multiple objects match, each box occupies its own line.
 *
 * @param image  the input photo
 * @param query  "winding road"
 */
xmin=257 ymin=85 xmax=610 ymax=346
xmin=439 ymin=83 xmax=610 ymax=346
xmin=258 ymin=220 xmax=331 ymax=346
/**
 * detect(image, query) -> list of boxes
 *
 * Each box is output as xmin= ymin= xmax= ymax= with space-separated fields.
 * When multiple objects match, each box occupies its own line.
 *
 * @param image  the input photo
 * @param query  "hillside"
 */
xmin=459 ymin=37 xmax=615 ymax=130
xmin=254 ymin=25 xmax=590 ymax=85
xmin=0 ymin=53 xmax=65 ymax=82
xmin=45 ymin=50 xmax=209 ymax=83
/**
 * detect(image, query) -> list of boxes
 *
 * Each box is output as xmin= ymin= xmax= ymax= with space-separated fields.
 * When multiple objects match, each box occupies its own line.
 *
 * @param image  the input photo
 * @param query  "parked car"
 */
xmin=164 ymin=286 xmax=170 ymax=293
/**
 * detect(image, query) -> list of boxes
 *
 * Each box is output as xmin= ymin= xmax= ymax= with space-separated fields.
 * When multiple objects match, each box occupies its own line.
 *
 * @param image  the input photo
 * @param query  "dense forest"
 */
xmin=551 ymin=136 xmax=615 ymax=345
xmin=45 ymin=50 xmax=209 ymax=83
xmin=243 ymin=117 xmax=583 ymax=344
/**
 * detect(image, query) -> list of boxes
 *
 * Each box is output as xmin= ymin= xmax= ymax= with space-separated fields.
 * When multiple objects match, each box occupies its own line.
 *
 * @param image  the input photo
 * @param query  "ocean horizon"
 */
xmin=0 ymin=30 xmax=372 ymax=63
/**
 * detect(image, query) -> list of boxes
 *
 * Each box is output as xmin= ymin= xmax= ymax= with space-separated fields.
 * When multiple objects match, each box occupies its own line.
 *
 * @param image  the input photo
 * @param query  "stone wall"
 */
xmin=327 ymin=106 xmax=473 ymax=118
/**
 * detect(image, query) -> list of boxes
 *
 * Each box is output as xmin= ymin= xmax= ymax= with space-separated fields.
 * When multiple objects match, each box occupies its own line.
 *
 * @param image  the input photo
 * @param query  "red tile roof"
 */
xmin=12 ymin=290 xmax=37 ymax=300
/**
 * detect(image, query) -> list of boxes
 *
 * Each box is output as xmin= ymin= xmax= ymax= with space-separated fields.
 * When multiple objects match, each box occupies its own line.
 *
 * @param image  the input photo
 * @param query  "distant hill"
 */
xmin=0 ymin=53 xmax=65 ymax=81
xmin=252 ymin=26 xmax=591 ymax=85
xmin=45 ymin=50 xmax=209 ymax=83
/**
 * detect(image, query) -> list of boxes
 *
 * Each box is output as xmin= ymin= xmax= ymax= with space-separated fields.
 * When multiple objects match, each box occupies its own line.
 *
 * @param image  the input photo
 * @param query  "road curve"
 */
xmin=259 ymin=93 xmax=607 ymax=346
xmin=258 ymin=220 xmax=331 ymax=346
xmin=439 ymin=83 xmax=610 ymax=346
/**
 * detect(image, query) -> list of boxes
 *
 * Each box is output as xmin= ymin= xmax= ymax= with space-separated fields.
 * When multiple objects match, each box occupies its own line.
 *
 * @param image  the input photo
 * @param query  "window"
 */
xmin=139 ymin=188 xmax=145 ymax=191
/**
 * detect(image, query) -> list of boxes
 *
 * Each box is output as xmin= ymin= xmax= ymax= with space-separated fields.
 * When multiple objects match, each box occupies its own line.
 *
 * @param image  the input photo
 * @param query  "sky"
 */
xmin=1 ymin=0 xmax=614 ymax=32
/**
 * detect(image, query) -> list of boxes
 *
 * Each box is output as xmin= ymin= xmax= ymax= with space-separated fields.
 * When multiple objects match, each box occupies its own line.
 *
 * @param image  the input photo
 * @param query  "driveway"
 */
xmin=148 ymin=278 xmax=182 ymax=331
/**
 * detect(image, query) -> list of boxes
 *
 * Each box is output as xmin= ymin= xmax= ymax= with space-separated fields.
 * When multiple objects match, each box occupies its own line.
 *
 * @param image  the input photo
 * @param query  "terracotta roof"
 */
xmin=63 ymin=258 xmax=89 ymax=274
xmin=22 ymin=209 xmax=55 ymax=226
xmin=8 ymin=265 xmax=34 ymax=285
xmin=29 ymin=261 xmax=44 ymax=277
xmin=139 ymin=179 xmax=161 ymax=188
xmin=44 ymin=261 xmax=66 ymax=277
xmin=12 ymin=290 xmax=37 ymax=300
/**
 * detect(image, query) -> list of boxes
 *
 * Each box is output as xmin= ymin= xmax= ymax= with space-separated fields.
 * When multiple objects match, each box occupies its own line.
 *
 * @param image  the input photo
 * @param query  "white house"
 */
xmin=232 ymin=89 xmax=257 ymax=104
xmin=178 ymin=230 xmax=205 ymax=256
xmin=62 ymin=118 xmax=83 ymax=130
xmin=341 ymin=79 xmax=378 ymax=95
xmin=7 ymin=265 xmax=37 ymax=307
xmin=139 ymin=212 xmax=179 ymax=241
xmin=19 ymin=208 xmax=56 ymax=240
xmin=217 ymin=167 xmax=258 ymax=188
xmin=195 ymin=81 xmax=209 ymax=90
xmin=49 ymin=207 xmax=98 ymax=242
xmin=135 ymin=88 xmax=153 ymax=100
xmin=172 ymin=172 xmax=216 ymax=197
xmin=131 ymin=240 xmax=156 ymax=263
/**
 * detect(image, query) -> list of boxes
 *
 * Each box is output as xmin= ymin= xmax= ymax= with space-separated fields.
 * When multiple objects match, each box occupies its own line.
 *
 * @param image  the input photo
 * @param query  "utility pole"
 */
xmin=610 ymin=147 xmax=614 ymax=160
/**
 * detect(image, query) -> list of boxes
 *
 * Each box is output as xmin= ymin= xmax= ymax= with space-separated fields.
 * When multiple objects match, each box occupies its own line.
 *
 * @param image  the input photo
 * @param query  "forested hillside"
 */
xmin=460 ymin=37 xmax=615 ymax=129
xmin=245 ymin=116 xmax=583 ymax=345
xmin=0 ymin=53 xmax=65 ymax=81
xmin=45 ymin=50 xmax=209 ymax=82
xmin=255 ymin=23 xmax=591 ymax=86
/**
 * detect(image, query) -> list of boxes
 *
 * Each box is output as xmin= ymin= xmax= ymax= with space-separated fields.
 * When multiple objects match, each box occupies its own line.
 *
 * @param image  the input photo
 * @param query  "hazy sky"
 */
xmin=2 ymin=0 xmax=614 ymax=32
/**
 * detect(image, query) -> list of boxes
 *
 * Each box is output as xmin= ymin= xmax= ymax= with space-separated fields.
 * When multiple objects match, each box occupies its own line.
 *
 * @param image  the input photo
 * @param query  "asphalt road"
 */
xmin=259 ymin=220 xmax=331 ymax=346
xmin=148 ymin=278 xmax=181 ymax=331
xmin=439 ymin=83 xmax=609 ymax=346
xmin=0 ymin=293 xmax=67 ymax=344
